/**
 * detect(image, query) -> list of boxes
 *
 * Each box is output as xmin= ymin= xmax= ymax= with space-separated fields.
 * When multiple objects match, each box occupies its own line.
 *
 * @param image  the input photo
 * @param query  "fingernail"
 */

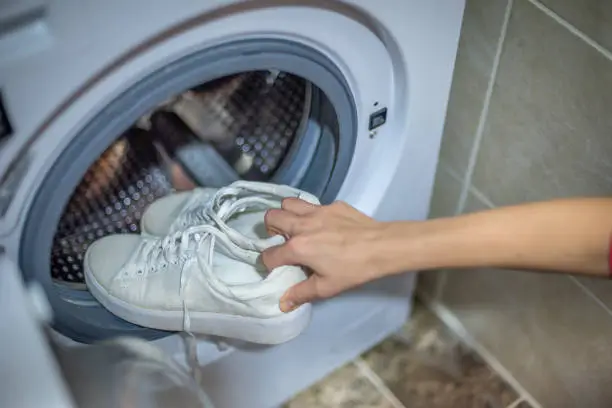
xmin=280 ymin=298 xmax=296 ymax=313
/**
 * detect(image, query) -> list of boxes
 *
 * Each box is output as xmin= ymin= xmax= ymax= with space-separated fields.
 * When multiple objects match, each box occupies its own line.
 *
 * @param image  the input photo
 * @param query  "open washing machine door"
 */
xmin=0 ymin=255 xmax=215 ymax=408
xmin=0 ymin=1 xmax=403 ymax=344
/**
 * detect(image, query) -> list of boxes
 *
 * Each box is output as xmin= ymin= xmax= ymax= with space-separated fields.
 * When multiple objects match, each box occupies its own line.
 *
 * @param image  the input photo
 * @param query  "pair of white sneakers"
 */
xmin=84 ymin=181 xmax=319 ymax=344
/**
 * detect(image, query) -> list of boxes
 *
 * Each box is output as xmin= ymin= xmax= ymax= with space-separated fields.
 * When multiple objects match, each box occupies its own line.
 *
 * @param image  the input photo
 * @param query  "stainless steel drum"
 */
xmin=51 ymin=71 xmax=309 ymax=287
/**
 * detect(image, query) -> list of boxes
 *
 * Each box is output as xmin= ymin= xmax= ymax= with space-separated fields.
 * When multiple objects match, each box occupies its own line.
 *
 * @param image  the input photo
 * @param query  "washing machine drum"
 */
xmin=20 ymin=57 xmax=356 ymax=343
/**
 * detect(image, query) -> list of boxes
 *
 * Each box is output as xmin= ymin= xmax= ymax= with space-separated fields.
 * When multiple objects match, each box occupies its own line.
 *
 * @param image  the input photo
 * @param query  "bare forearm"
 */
xmin=376 ymin=198 xmax=612 ymax=277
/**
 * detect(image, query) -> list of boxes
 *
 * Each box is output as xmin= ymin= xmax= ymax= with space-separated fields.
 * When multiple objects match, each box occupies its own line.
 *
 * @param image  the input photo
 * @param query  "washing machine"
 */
xmin=0 ymin=1 xmax=464 ymax=407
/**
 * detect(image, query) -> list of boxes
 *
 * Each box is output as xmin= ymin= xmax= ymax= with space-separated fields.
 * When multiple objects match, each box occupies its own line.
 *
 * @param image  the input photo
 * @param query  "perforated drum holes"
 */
xmin=0 ymin=91 xmax=14 ymax=141
xmin=51 ymin=129 xmax=176 ymax=286
xmin=212 ymin=71 xmax=307 ymax=180
xmin=51 ymin=71 xmax=308 ymax=286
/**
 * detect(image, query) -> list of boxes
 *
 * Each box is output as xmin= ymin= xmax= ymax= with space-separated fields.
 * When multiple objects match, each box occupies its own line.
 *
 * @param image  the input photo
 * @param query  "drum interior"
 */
xmin=51 ymin=71 xmax=309 ymax=287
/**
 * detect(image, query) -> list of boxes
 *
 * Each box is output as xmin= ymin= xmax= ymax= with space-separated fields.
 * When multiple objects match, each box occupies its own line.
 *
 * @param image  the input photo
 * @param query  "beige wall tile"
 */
xmin=472 ymin=0 xmax=612 ymax=205
xmin=441 ymin=267 xmax=612 ymax=407
xmin=436 ymin=193 xmax=612 ymax=406
xmin=438 ymin=0 xmax=509 ymax=176
xmin=539 ymin=0 xmax=612 ymax=53
xmin=417 ymin=270 xmax=444 ymax=301
xmin=573 ymin=276 xmax=612 ymax=312
xmin=428 ymin=164 xmax=464 ymax=219
xmin=435 ymin=1 xmax=612 ymax=405
xmin=463 ymin=190 xmax=492 ymax=213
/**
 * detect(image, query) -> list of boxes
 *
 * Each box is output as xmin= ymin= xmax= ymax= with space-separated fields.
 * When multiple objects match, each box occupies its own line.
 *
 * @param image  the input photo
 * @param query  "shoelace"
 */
xmin=172 ymin=182 xmax=313 ymax=247
xmin=204 ymin=182 xmax=311 ymax=250
xmin=138 ymin=223 xmax=255 ymax=376
xmin=171 ymin=190 xmax=217 ymax=233
xmin=140 ymin=226 xmax=238 ymax=324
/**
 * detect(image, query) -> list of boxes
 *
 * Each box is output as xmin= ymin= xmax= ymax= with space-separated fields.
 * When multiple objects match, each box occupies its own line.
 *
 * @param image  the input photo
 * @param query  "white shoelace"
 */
xmin=171 ymin=183 xmax=315 ymax=246
xmin=137 ymin=225 xmax=243 ymax=330
xmin=171 ymin=190 xmax=217 ymax=233
xmin=205 ymin=182 xmax=311 ymax=250
xmin=165 ymin=185 xmax=293 ymax=252
xmin=137 ymin=223 xmax=255 ymax=376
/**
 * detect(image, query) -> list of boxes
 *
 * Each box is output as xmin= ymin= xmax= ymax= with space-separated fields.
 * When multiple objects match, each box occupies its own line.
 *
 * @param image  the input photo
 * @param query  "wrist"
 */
xmin=371 ymin=216 xmax=482 ymax=276
xmin=367 ymin=221 xmax=431 ymax=276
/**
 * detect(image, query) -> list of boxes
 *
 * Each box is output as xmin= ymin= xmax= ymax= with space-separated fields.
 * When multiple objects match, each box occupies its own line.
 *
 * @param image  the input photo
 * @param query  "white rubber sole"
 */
xmin=84 ymin=255 xmax=312 ymax=345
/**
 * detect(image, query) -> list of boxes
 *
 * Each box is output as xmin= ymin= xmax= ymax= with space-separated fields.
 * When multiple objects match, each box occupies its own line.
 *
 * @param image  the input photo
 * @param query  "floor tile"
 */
xmin=510 ymin=401 xmax=534 ymax=408
xmin=362 ymin=303 xmax=519 ymax=408
xmin=284 ymin=362 xmax=394 ymax=408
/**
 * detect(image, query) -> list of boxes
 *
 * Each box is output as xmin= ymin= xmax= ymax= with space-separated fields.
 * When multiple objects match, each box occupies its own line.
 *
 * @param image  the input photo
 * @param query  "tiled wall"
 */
xmin=419 ymin=0 xmax=612 ymax=407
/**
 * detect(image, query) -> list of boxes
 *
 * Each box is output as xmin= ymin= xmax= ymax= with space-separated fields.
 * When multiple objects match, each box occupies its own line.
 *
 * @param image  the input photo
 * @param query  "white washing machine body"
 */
xmin=0 ymin=1 xmax=464 ymax=407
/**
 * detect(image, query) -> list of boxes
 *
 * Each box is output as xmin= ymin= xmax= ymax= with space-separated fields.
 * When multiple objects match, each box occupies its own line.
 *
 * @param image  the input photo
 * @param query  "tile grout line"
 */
xmin=353 ymin=358 xmax=407 ymax=408
xmin=423 ymin=298 xmax=543 ymax=408
xmin=468 ymin=185 xmax=496 ymax=209
xmin=436 ymin=0 xmax=513 ymax=300
xmin=439 ymin=162 xmax=465 ymax=186
xmin=506 ymin=397 xmax=527 ymax=408
xmin=454 ymin=0 xmax=514 ymax=217
xmin=569 ymin=275 xmax=612 ymax=318
xmin=527 ymin=0 xmax=612 ymax=62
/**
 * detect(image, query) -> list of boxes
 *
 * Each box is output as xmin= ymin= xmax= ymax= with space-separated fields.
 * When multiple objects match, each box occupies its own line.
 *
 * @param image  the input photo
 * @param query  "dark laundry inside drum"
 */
xmin=149 ymin=111 xmax=240 ymax=188
xmin=51 ymin=71 xmax=309 ymax=287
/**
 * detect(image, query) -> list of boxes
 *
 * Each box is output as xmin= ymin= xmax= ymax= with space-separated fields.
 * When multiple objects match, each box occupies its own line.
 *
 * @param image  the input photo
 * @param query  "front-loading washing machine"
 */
xmin=0 ymin=1 xmax=464 ymax=407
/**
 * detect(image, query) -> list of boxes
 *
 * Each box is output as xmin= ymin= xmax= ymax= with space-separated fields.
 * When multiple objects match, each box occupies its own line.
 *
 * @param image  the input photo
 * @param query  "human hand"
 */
xmin=262 ymin=199 xmax=389 ymax=312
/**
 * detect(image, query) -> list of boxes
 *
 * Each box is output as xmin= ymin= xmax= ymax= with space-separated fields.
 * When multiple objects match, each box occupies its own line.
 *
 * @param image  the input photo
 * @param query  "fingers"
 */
xmin=265 ymin=209 xmax=301 ymax=237
xmin=279 ymin=277 xmax=319 ymax=312
xmin=265 ymin=198 xmax=319 ymax=237
xmin=261 ymin=243 xmax=299 ymax=271
xmin=282 ymin=197 xmax=318 ymax=215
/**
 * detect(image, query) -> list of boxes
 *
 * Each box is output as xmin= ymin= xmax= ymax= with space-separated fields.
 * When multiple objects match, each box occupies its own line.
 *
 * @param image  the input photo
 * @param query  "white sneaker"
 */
xmin=84 ymin=224 xmax=311 ymax=344
xmin=140 ymin=181 xmax=320 ymax=250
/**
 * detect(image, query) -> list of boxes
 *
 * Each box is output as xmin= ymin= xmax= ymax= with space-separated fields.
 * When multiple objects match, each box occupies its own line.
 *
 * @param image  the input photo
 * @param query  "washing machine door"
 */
xmin=0 ymin=255 xmax=76 ymax=408
xmin=51 ymin=336 xmax=216 ymax=408
xmin=1 ymin=253 xmax=214 ymax=408
xmin=0 ymin=2 xmax=406 ymax=343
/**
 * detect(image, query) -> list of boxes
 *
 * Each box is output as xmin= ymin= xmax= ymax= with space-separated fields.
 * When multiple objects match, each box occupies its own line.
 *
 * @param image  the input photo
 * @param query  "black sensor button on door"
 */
xmin=368 ymin=107 xmax=387 ymax=131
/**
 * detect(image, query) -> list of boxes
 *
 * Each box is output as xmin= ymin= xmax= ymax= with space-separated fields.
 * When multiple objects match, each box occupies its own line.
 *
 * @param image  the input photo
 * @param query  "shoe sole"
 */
xmin=84 ymin=254 xmax=312 ymax=345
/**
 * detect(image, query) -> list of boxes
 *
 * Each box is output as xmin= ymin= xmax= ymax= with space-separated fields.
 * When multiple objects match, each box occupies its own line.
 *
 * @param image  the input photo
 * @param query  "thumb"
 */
xmin=279 ymin=276 xmax=319 ymax=312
